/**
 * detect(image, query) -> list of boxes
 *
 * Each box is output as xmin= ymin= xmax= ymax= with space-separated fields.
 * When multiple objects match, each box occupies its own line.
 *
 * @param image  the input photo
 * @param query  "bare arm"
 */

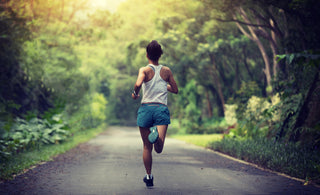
xmin=132 ymin=67 xmax=146 ymax=99
xmin=167 ymin=69 xmax=178 ymax=94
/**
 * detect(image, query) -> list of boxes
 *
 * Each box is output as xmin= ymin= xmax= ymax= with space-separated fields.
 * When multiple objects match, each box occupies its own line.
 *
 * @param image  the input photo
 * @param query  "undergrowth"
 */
xmin=208 ymin=137 xmax=320 ymax=183
xmin=0 ymin=124 xmax=106 ymax=181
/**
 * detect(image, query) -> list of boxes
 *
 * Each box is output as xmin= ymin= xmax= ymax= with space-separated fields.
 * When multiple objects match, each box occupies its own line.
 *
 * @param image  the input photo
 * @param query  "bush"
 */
xmin=181 ymin=117 xmax=227 ymax=134
xmin=228 ymin=94 xmax=281 ymax=138
xmin=209 ymin=137 xmax=320 ymax=182
xmin=224 ymin=104 xmax=238 ymax=126
xmin=0 ymin=116 xmax=69 ymax=161
xmin=201 ymin=118 xmax=228 ymax=134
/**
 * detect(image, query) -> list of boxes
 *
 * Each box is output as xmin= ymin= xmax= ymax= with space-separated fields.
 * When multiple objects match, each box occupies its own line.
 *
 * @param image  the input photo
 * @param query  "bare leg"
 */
xmin=154 ymin=125 xmax=168 ymax=154
xmin=139 ymin=127 xmax=153 ymax=175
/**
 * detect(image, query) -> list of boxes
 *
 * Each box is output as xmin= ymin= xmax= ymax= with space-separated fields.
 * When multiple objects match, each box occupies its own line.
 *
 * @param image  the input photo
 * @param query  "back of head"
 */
xmin=146 ymin=40 xmax=163 ymax=62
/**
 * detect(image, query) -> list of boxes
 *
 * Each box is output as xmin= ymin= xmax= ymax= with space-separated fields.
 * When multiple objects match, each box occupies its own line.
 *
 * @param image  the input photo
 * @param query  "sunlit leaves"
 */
xmin=90 ymin=93 xmax=108 ymax=122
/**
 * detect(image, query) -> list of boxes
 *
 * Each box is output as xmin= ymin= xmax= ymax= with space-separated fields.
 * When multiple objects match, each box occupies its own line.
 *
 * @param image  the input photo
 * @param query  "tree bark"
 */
xmin=205 ymin=91 xmax=213 ymax=118
xmin=290 ymin=71 xmax=320 ymax=142
xmin=234 ymin=7 xmax=273 ymax=91
xmin=254 ymin=15 xmax=280 ymax=78
xmin=207 ymin=85 xmax=224 ymax=117
xmin=209 ymin=54 xmax=225 ymax=114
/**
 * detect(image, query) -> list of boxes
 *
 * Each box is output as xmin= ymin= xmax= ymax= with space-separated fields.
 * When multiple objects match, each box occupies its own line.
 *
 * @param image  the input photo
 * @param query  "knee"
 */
xmin=143 ymin=143 xmax=153 ymax=152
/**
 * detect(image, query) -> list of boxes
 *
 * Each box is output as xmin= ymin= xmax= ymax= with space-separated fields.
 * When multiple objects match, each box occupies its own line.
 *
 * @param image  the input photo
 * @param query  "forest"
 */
xmin=0 ymin=0 xmax=320 ymax=182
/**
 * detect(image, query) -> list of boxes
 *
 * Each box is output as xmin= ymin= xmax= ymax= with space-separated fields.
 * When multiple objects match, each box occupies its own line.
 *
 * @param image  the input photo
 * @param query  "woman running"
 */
xmin=132 ymin=40 xmax=178 ymax=187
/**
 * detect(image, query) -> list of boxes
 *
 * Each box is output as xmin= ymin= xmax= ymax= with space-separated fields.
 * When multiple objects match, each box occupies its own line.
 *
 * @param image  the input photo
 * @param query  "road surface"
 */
xmin=1 ymin=126 xmax=319 ymax=194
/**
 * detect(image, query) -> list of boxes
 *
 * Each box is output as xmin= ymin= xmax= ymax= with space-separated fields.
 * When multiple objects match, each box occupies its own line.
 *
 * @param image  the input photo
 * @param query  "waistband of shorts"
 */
xmin=141 ymin=102 xmax=167 ymax=107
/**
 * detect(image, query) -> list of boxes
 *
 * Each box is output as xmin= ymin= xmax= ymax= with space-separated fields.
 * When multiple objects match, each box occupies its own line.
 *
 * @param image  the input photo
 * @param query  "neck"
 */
xmin=148 ymin=59 xmax=159 ymax=65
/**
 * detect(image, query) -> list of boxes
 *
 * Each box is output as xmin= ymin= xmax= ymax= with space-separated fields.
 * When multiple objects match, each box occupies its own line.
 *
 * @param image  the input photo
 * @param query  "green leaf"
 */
xmin=288 ymin=54 xmax=295 ymax=65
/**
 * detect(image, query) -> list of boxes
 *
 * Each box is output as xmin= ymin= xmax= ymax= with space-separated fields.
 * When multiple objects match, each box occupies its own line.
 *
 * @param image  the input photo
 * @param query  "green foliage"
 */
xmin=209 ymin=137 xmax=320 ymax=182
xmin=171 ymin=134 xmax=223 ymax=147
xmin=201 ymin=118 xmax=228 ymax=134
xmin=0 ymin=124 xmax=106 ymax=181
xmin=224 ymin=104 xmax=238 ymax=126
xmin=0 ymin=5 xmax=52 ymax=121
xmin=91 ymin=93 xmax=108 ymax=123
xmin=1 ymin=0 xmax=320 ymax=182
xmin=0 ymin=116 xmax=69 ymax=161
xmin=107 ymin=76 xmax=139 ymax=125
xmin=274 ymin=52 xmax=320 ymax=144
xmin=225 ymin=94 xmax=281 ymax=139
xmin=232 ymin=81 xmax=262 ymax=120
xmin=175 ymin=80 xmax=202 ymax=134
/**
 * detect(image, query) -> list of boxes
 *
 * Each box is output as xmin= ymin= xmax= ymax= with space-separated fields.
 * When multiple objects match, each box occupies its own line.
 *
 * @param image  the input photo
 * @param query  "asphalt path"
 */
xmin=1 ymin=126 xmax=320 ymax=195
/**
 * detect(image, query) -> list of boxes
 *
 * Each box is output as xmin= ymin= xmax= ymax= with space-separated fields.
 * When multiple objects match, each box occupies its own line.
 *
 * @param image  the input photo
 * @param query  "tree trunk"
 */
xmin=205 ymin=91 xmax=213 ymax=118
xmin=235 ymin=62 xmax=241 ymax=89
xmin=208 ymin=85 xmax=225 ymax=117
xmin=254 ymin=16 xmax=280 ymax=78
xmin=269 ymin=18 xmax=279 ymax=77
xmin=290 ymin=71 xmax=320 ymax=142
xmin=234 ymin=8 xmax=273 ymax=92
xmin=209 ymin=54 xmax=225 ymax=114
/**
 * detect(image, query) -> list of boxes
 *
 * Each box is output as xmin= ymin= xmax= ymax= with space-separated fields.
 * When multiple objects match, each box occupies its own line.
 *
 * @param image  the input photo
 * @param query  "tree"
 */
xmin=0 ymin=4 xmax=53 ymax=120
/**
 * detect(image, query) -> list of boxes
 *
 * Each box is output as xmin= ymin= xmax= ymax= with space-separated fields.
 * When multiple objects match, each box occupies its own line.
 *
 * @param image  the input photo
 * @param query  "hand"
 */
xmin=132 ymin=93 xmax=140 ymax=100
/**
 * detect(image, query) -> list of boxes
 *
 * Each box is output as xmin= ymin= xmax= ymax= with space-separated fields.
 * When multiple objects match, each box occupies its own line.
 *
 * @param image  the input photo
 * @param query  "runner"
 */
xmin=132 ymin=40 xmax=178 ymax=187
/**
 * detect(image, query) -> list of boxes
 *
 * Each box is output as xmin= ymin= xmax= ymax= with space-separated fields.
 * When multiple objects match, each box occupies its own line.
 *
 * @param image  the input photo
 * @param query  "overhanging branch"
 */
xmin=214 ymin=17 xmax=271 ymax=29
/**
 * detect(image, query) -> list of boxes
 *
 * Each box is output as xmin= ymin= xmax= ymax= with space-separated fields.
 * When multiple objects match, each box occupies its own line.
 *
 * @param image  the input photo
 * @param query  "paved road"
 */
xmin=1 ymin=126 xmax=320 ymax=195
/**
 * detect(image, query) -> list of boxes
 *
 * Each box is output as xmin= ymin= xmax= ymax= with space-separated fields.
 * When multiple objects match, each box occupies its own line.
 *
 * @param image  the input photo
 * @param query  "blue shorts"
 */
xmin=137 ymin=103 xmax=171 ymax=128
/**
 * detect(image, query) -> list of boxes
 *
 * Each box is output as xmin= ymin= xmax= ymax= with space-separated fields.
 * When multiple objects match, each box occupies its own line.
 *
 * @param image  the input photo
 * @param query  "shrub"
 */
xmin=0 ymin=116 xmax=69 ymax=161
xmin=224 ymin=104 xmax=237 ymax=126
xmin=230 ymin=94 xmax=281 ymax=138
xmin=90 ymin=93 xmax=108 ymax=127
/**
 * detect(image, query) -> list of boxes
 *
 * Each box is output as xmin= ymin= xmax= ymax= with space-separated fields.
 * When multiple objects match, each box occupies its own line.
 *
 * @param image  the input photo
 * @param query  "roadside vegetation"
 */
xmin=170 ymin=134 xmax=222 ymax=148
xmin=170 ymin=120 xmax=320 ymax=184
xmin=208 ymin=137 xmax=320 ymax=184
xmin=1 ymin=0 xmax=319 ymax=185
xmin=0 ymin=124 xmax=106 ymax=181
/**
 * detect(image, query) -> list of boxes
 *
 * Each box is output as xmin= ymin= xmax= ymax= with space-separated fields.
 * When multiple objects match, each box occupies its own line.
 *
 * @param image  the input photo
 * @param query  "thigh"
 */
xmin=139 ymin=127 xmax=153 ymax=149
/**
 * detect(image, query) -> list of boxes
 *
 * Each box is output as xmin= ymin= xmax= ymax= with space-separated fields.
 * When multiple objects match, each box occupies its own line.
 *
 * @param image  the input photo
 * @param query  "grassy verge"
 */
xmin=170 ymin=134 xmax=223 ymax=147
xmin=0 ymin=124 xmax=107 ymax=181
xmin=208 ymin=137 xmax=320 ymax=184
xmin=171 ymin=133 xmax=320 ymax=184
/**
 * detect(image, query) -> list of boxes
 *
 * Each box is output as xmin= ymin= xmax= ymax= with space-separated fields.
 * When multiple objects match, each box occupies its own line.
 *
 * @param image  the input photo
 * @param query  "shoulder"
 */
xmin=160 ymin=65 xmax=173 ymax=81
xmin=139 ymin=66 xmax=149 ymax=71
xmin=139 ymin=66 xmax=151 ymax=73
xmin=160 ymin=65 xmax=172 ymax=73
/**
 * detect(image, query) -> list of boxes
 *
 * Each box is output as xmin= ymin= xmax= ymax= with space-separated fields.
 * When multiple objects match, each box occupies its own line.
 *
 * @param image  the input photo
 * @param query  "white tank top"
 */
xmin=141 ymin=64 xmax=168 ymax=105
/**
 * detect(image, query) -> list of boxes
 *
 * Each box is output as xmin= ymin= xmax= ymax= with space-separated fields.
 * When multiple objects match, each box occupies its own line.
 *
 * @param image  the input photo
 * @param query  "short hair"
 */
xmin=146 ymin=40 xmax=163 ymax=61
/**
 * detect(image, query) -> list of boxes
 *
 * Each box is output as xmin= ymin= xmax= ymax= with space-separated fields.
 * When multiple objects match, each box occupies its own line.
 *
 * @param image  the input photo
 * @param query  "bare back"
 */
xmin=144 ymin=66 xmax=172 ymax=83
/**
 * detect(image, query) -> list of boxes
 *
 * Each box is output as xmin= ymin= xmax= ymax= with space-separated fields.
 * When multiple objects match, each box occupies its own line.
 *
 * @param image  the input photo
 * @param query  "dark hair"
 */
xmin=146 ymin=40 xmax=163 ymax=61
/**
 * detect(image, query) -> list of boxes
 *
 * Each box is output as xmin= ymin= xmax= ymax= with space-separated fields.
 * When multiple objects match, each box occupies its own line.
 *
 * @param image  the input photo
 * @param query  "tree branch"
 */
xmin=233 ymin=15 xmax=253 ymax=40
xmin=214 ymin=17 xmax=271 ymax=29
xmin=266 ymin=7 xmax=284 ymax=38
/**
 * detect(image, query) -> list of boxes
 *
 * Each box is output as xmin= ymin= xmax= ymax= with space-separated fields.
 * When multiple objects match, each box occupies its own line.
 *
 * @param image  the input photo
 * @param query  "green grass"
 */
xmin=170 ymin=134 xmax=223 ymax=147
xmin=208 ymin=137 xmax=320 ymax=183
xmin=0 ymin=124 xmax=107 ymax=181
xmin=171 ymin=133 xmax=320 ymax=184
